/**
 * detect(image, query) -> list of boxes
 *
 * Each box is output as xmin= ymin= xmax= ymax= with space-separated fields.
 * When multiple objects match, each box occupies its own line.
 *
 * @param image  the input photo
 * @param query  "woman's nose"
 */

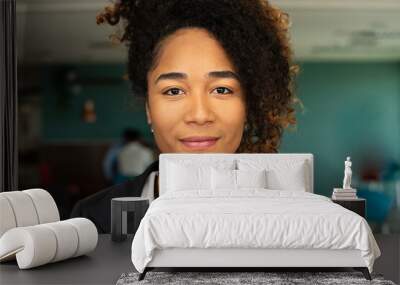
xmin=183 ymin=92 xmax=216 ymax=126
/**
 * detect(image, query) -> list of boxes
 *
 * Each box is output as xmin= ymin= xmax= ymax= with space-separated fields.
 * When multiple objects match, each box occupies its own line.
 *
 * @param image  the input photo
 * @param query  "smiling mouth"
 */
xmin=179 ymin=137 xmax=220 ymax=149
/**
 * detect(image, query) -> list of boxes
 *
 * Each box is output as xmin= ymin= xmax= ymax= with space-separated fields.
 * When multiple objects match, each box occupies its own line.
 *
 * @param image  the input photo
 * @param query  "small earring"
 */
xmin=149 ymin=124 xmax=154 ymax=133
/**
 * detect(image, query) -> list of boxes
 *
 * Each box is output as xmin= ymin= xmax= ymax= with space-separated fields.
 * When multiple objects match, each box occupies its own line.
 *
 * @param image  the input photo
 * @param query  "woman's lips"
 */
xmin=179 ymin=137 xmax=219 ymax=149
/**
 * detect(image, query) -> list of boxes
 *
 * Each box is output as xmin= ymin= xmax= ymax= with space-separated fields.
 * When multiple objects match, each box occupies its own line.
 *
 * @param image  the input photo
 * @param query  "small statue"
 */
xmin=342 ymin=156 xmax=352 ymax=189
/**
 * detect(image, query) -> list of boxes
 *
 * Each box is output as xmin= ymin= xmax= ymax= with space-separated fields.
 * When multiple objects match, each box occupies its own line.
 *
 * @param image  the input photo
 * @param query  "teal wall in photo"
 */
xmin=41 ymin=64 xmax=153 ymax=143
xmin=281 ymin=62 xmax=400 ymax=196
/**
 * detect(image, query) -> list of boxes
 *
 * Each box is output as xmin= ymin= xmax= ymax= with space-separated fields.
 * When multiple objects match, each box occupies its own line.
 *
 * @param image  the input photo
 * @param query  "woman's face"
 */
xmin=146 ymin=27 xmax=246 ymax=153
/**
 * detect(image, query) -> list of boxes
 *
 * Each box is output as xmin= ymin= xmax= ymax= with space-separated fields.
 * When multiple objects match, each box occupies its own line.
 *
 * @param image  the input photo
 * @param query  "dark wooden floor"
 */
xmin=374 ymin=234 xmax=400 ymax=284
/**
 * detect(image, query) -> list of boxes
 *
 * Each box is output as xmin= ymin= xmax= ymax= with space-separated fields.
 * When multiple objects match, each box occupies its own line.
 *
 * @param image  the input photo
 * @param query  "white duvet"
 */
xmin=131 ymin=190 xmax=381 ymax=273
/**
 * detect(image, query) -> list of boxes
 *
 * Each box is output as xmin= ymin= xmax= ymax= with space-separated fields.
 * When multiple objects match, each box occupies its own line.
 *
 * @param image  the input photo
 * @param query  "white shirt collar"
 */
xmin=140 ymin=171 xmax=158 ymax=203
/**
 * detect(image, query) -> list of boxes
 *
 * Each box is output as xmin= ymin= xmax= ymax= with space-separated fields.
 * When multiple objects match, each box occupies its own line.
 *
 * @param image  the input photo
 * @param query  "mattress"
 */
xmin=131 ymin=190 xmax=381 ymax=273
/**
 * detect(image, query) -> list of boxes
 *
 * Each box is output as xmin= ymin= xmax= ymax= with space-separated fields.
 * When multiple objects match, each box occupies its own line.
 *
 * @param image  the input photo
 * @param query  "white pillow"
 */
xmin=267 ymin=161 xmax=307 ymax=191
xmin=211 ymin=168 xmax=236 ymax=190
xmin=166 ymin=159 xmax=236 ymax=192
xmin=237 ymin=159 xmax=308 ymax=191
xmin=236 ymin=169 xmax=267 ymax=188
xmin=167 ymin=162 xmax=212 ymax=191
xmin=211 ymin=168 xmax=268 ymax=190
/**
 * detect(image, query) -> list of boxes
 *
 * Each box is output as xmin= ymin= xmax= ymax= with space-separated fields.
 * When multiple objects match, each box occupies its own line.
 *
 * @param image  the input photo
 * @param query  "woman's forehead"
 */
xmin=149 ymin=28 xmax=237 ymax=81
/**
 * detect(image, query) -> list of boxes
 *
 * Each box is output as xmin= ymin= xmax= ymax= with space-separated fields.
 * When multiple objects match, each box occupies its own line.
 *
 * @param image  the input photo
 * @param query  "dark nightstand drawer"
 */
xmin=331 ymin=198 xmax=366 ymax=218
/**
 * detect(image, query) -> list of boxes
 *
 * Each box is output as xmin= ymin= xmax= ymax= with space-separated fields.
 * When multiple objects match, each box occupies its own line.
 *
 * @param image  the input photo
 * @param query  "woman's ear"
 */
xmin=145 ymin=101 xmax=152 ymax=125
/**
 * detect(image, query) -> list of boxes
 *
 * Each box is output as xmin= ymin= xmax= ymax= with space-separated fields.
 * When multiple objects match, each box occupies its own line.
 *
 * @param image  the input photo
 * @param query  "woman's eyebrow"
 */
xmin=207 ymin=71 xmax=240 ymax=81
xmin=154 ymin=70 xmax=239 ymax=84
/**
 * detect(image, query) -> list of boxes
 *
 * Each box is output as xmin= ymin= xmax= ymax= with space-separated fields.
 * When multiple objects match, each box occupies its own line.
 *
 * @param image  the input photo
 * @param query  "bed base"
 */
xmin=137 ymin=248 xmax=372 ymax=281
xmin=138 ymin=267 xmax=371 ymax=281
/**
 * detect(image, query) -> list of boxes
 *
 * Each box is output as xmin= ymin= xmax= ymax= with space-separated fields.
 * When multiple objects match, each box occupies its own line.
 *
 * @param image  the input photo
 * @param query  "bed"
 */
xmin=131 ymin=153 xmax=381 ymax=281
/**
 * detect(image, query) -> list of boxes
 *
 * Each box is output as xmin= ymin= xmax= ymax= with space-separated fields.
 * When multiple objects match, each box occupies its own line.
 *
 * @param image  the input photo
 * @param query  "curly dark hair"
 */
xmin=96 ymin=0 xmax=301 ymax=153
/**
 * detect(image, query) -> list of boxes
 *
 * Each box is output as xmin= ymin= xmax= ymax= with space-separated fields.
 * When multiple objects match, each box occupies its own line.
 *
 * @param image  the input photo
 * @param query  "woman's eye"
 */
xmin=163 ymin=88 xmax=184 ymax=96
xmin=213 ymin=87 xmax=233 ymax=95
xmin=162 ymin=87 xmax=233 ymax=96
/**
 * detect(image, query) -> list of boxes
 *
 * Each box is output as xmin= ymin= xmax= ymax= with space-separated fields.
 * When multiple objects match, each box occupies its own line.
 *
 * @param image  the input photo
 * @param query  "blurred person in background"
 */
xmin=103 ymin=128 xmax=153 ymax=185
xmin=115 ymin=129 xmax=154 ymax=184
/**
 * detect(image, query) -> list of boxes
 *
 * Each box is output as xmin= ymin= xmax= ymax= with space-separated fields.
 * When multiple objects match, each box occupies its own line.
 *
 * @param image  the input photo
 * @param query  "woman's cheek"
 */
xmin=221 ymin=100 xmax=245 ymax=130
xmin=153 ymin=104 xmax=182 ymax=152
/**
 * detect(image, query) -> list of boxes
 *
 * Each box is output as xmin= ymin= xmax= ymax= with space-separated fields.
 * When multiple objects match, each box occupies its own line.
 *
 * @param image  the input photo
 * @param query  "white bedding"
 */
xmin=131 ymin=190 xmax=381 ymax=273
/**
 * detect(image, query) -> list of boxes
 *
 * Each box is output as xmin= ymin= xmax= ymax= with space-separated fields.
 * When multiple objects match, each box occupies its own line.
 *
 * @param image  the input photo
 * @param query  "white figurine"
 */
xmin=342 ymin=156 xmax=352 ymax=189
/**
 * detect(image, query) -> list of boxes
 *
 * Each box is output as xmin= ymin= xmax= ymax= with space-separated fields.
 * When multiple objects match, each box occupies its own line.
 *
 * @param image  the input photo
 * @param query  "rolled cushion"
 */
xmin=65 ymin=218 xmax=98 ymax=257
xmin=42 ymin=221 xmax=79 ymax=262
xmin=0 ymin=189 xmax=60 ymax=239
xmin=0 ymin=218 xmax=98 ymax=269
xmin=0 ymin=191 xmax=39 ymax=227
xmin=0 ymin=226 xmax=57 ymax=269
xmin=23 ymin=188 xmax=60 ymax=224
xmin=0 ymin=196 xmax=17 ymax=237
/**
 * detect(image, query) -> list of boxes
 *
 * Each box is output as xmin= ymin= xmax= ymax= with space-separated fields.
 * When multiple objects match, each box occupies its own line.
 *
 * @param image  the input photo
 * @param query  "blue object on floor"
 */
xmin=357 ymin=189 xmax=393 ymax=223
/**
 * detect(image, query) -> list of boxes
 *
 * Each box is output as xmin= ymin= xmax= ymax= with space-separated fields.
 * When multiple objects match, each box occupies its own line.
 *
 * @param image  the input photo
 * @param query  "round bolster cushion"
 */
xmin=0 ymin=218 xmax=98 ymax=269
xmin=0 ymin=196 xmax=17 ymax=237
xmin=0 ymin=191 xmax=39 ymax=228
xmin=23 ymin=188 xmax=60 ymax=224
xmin=0 ymin=189 xmax=60 ymax=238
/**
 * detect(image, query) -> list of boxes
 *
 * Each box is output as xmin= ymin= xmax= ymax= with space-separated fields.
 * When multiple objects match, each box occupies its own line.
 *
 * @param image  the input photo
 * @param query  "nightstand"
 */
xmin=331 ymin=198 xmax=366 ymax=218
xmin=111 ymin=197 xmax=149 ymax=242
